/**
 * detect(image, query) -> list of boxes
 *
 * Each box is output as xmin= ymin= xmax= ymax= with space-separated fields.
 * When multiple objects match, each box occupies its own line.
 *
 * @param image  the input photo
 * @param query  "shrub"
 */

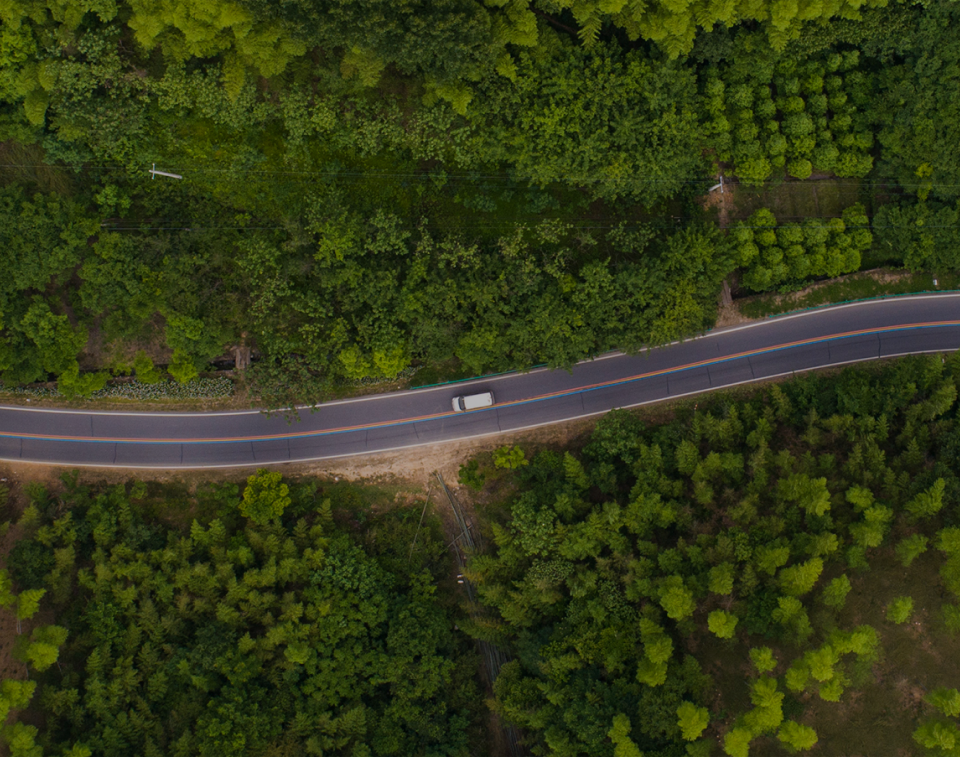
xmin=886 ymin=597 xmax=914 ymax=624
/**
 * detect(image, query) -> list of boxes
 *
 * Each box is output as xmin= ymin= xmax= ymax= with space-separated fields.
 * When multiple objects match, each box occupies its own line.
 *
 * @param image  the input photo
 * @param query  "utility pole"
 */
xmin=709 ymin=175 xmax=724 ymax=194
xmin=149 ymin=163 xmax=182 ymax=180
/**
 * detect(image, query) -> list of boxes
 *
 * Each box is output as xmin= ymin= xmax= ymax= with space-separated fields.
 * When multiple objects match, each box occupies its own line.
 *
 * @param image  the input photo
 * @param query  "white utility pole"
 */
xmin=149 ymin=163 xmax=182 ymax=180
xmin=708 ymin=175 xmax=724 ymax=194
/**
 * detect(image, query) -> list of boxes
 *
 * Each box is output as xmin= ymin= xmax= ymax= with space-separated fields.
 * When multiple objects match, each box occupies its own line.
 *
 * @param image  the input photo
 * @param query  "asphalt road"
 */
xmin=2 ymin=294 xmax=959 ymax=469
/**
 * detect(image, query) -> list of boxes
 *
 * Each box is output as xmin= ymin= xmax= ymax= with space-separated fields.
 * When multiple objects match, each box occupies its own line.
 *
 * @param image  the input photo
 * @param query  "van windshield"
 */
xmin=457 ymin=397 xmax=466 ymax=411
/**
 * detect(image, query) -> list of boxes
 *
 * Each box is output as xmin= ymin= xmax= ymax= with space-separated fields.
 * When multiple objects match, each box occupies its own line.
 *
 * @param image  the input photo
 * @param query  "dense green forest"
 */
xmin=1 ymin=473 xmax=483 ymax=756
xmin=462 ymin=353 xmax=960 ymax=756
xmin=0 ymin=0 xmax=959 ymax=402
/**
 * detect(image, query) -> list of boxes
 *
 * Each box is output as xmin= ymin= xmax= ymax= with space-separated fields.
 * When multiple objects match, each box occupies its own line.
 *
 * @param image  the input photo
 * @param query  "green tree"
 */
xmin=708 ymin=610 xmax=739 ymax=639
xmin=777 ymin=721 xmax=818 ymax=752
xmin=886 ymin=597 xmax=914 ymax=624
xmin=239 ymin=470 xmax=291 ymax=524
xmin=709 ymin=563 xmax=735 ymax=595
xmin=928 ymin=688 xmax=960 ymax=719
xmin=15 ymin=588 xmax=45 ymax=634
xmin=779 ymin=558 xmax=824 ymax=597
xmin=608 ymin=713 xmax=644 ymax=757
xmin=749 ymin=647 xmax=777 ymax=674
xmin=659 ymin=576 xmax=697 ymax=621
xmin=133 ymin=350 xmax=163 ymax=384
xmin=906 ymin=479 xmax=946 ymax=521
xmin=677 ymin=702 xmax=710 ymax=741
xmin=896 ymin=534 xmax=930 ymax=568
xmin=821 ymin=575 xmax=852 ymax=609
xmin=5 ymin=722 xmax=42 ymax=757
xmin=913 ymin=719 xmax=960 ymax=753
xmin=0 ymin=680 xmax=36 ymax=722
xmin=25 ymin=624 xmax=68 ymax=671
xmin=723 ymin=726 xmax=753 ymax=757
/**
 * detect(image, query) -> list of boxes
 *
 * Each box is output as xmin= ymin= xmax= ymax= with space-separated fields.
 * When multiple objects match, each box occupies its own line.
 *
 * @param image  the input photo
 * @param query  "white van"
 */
xmin=452 ymin=391 xmax=495 ymax=413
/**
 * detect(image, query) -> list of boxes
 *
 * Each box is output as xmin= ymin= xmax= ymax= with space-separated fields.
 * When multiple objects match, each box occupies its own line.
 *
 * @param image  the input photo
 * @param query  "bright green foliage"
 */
xmin=779 ymin=558 xmax=824 ymax=597
xmin=845 ymin=486 xmax=874 ymax=511
xmin=749 ymin=647 xmax=777 ymax=674
xmin=745 ymin=676 xmax=784 ymax=733
xmin=15 ymin=588 xmax=45 ymax=623
xmin=886 ymin=596 xmax=914 ymax=624
xmin=708 ymin=610 xmax=739 ymax=639
xmin=133 ymin=350 xmax=163 ymax=384
xmin=677 ymin=702 xmax=710 ymax=741
xmin=0 ymin=680 xmax=36 ymax=722
xmin=937 ymin=528 xmax=960 ymax=557
xmin=777 ymin=721 xmax=818 ymax=751
xmin=608 ymin=714 xmax=644 ymax=757
xmin=493 ymin=445 xmax=528 ymax=470
xmin=0 ymin=570 xmax=15 ymax=608
xmin=733 ymin=206 xmax=870 ymax=293
xmin=913 ymin=719 xmax=960 ymax=753
xmin=755 ymin=545 xmax=790 ymax=576
xmin=906 ymin=478 xmax=946 ymax=521
xmin=709 ymin=563 xmax=735 ymax=595
xmin=659 ymin=576 xmax=697 ymax=620
xmin=778 ymin=474 xmax=831 ymax=517
xmin=723 ymin=727 xmax=753 ymax=757
xmin=5 ymin=722 xmax=42 ymax=757
xmin=636 ymin=656 xmax=669 ymax=688
xmin=928 ymin=688 xmax=960 ymax=719
xmin=785 ymin=661 xmax=810 ymax=693
xmin=804 ymin=644 xmax=839 ymax=682
xmin=821 ymin=575 xmax=852 ymax=609
xmin=705 ymin=48 xmax=875 ymax=187
xmin=24 ymin=624 xmax=68 ymax=671
xmin=896 ymin=533 xmax=930 ymax=568
xmin=62 ymin=746 xmax=92 ymax=757
xmin=239 ymin=469 xmax=291 ymax=524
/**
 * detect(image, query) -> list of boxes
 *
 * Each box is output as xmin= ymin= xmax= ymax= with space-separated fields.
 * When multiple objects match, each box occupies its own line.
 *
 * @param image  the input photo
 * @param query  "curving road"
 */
xmin=2 ymin=294 xmax=959 ymax=469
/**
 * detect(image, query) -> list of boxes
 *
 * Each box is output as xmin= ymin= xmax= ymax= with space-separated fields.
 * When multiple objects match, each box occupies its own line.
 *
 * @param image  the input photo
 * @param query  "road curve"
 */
xmin=2 ymin=294 xmax=959 ymax=469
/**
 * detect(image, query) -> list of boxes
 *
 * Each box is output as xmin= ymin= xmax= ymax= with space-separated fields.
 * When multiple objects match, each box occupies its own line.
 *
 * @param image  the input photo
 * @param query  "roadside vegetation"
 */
xmin=4 ymin=354 xmax=960 ymax=755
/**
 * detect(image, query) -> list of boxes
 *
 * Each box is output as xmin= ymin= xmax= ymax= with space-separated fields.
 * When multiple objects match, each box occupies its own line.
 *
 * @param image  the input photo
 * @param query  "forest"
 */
xmin=0 ymin=0 xmax=959 ymax=402
xmin=4 ymin=355 xmax=960 ymax=755
xmin=1 ymin=472 xmax=484 ymax=756
xmin=462 ymin=353 xmax=960 ymax=756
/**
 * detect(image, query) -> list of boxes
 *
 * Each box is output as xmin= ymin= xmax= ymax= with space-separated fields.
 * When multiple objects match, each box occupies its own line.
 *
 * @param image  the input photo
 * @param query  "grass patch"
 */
xmin=738 ymin=268 xmax=960 ymax=319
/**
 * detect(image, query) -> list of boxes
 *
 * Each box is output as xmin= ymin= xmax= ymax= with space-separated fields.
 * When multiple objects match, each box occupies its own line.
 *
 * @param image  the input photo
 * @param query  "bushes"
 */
xmin=704 ymin=48 xmax=874 ymax=185
xmin=732 ymin=204 xmax=872 ymax=292
xmin=873 ymin=201 xmax=960 ymax=272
